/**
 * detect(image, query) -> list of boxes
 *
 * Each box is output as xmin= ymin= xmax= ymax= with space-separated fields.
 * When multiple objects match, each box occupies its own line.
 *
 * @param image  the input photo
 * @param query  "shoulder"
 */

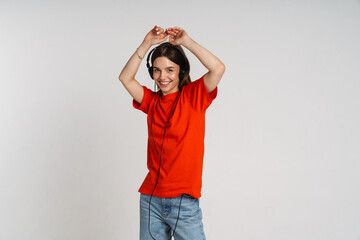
xmin=181 ymin=75 xmax=218 ymax=112
xmin=133 ymin=85 xmax=157 ymax=113
xmin=183 ymin=75 xmax=217 ymax=100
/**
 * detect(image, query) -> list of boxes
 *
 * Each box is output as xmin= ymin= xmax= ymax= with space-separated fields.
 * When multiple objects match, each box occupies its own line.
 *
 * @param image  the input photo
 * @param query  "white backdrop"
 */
xmin=1 ymin=0 xmax=360 ymax=239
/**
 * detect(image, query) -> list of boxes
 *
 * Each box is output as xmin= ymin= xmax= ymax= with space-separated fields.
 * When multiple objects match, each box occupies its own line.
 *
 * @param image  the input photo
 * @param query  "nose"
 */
xmin=159 ymin=71 xmax=166 ymax=80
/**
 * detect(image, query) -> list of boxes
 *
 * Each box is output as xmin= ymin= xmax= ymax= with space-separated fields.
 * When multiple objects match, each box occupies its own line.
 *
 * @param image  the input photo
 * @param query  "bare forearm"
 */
xmin=118 ymin=40 xmax=151 ymax=84
xmin=182 ymin=37 xmax=225 ymax=73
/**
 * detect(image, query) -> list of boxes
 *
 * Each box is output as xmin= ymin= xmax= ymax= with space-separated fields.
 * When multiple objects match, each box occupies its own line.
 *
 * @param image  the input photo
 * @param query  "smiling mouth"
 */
xmin=159 ymin=81 xmax=171 ymax=86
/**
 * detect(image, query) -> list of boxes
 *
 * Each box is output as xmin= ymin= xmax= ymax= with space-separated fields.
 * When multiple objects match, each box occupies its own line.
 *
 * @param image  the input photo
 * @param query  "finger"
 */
xmin=158 ymin=29 xmax=168 ymax=36
xmin=161 ymin=34 xmax=169 ymax=41
xmin=166 ymin=29 xmax=177 ymax=37
xmin=167 ymin=27 xmax=178 ymax=34
xmin=158 ymin=33 xmax=168 ymax=39
xmin=167 ymin=32 xmax=176 ymax=38
xmin=158 ymin=27 xmax=168 ymax=35
xmin=153 ymin=25 xmax=164 ymax=34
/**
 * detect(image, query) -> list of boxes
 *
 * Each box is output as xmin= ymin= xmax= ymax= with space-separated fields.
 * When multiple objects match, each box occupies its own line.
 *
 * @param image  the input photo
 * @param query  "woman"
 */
xmin=118 ymin=25 xmax=225 ymax=240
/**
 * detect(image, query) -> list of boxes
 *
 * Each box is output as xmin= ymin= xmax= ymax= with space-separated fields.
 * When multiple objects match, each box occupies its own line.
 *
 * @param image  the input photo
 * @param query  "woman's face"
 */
xmin=153 ymin=57 xmax=180 ymax=95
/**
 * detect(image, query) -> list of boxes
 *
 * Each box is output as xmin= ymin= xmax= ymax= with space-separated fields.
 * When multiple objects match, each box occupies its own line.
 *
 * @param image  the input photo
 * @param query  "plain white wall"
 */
xmin=1 ymin=0 xmax=360 ymax=239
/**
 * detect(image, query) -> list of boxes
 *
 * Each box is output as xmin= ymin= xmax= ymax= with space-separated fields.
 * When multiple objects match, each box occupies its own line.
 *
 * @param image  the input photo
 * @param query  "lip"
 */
xmin=159 ymin=81 xmax=171 ymax=86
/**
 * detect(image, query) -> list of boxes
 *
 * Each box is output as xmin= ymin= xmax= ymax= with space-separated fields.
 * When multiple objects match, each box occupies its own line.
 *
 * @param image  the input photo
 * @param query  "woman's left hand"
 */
xmin=166 ymin=27 xmax=190 ymax=46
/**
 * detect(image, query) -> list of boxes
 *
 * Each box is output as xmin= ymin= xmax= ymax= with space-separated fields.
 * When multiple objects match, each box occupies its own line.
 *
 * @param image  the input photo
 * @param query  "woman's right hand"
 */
xmin=144 ymin=25 xmax=169 ymax=46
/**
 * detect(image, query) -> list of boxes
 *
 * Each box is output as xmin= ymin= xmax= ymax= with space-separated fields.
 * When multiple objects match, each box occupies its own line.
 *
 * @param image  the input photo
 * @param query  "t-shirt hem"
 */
xmin=138 ymin=189 xmax=201 ymax=199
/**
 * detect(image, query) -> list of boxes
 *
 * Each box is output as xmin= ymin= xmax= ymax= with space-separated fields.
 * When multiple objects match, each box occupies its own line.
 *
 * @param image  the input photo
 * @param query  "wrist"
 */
xmin=135 ymin=41 xmax=152 ymax=60
xmin=141 ymin=40 xmax=152 ymax=49
xmin=181 ymin=36 xmax=194 ymax=49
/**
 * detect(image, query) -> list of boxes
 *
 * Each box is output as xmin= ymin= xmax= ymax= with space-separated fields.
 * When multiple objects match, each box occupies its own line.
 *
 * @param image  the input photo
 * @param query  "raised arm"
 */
xmin=118 ymin=25 xmax=168 ymax=104
xmin=166 ymin=27 xmax=225 ymax=93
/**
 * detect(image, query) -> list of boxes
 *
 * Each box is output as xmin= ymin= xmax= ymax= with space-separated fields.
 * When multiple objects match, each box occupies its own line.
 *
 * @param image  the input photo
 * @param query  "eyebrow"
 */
xmin=153 ymin=66 xmax=175 ymax=69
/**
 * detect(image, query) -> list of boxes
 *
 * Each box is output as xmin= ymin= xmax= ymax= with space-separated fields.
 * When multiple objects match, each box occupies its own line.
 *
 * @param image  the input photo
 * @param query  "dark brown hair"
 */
xmin=151 ymin=42 xmax=191 ymax=90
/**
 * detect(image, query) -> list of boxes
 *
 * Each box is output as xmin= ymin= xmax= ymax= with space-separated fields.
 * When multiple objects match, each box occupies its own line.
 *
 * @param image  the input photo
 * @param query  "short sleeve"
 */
xmin=184 ymin=75 xmax=218 ymax=112
xmin=133 ymin=86 xmax=155 ymax=114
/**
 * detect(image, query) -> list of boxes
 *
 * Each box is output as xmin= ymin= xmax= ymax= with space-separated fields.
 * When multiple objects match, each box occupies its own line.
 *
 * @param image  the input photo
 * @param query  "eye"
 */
xmin=154 ymin=69 xmax=160 ymax=72
xmin=168 ymin=69 xmax=173 ymax=72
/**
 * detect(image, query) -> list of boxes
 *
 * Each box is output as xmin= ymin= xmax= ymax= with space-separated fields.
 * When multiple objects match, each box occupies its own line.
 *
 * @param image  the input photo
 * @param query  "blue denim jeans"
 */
xmin=140 ymin=193 xmax=206 ymax=240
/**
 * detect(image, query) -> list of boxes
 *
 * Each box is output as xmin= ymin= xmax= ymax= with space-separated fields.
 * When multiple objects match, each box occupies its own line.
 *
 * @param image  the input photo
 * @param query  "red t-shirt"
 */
xmin=133 ymin=75 xmax=217 ymax=198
